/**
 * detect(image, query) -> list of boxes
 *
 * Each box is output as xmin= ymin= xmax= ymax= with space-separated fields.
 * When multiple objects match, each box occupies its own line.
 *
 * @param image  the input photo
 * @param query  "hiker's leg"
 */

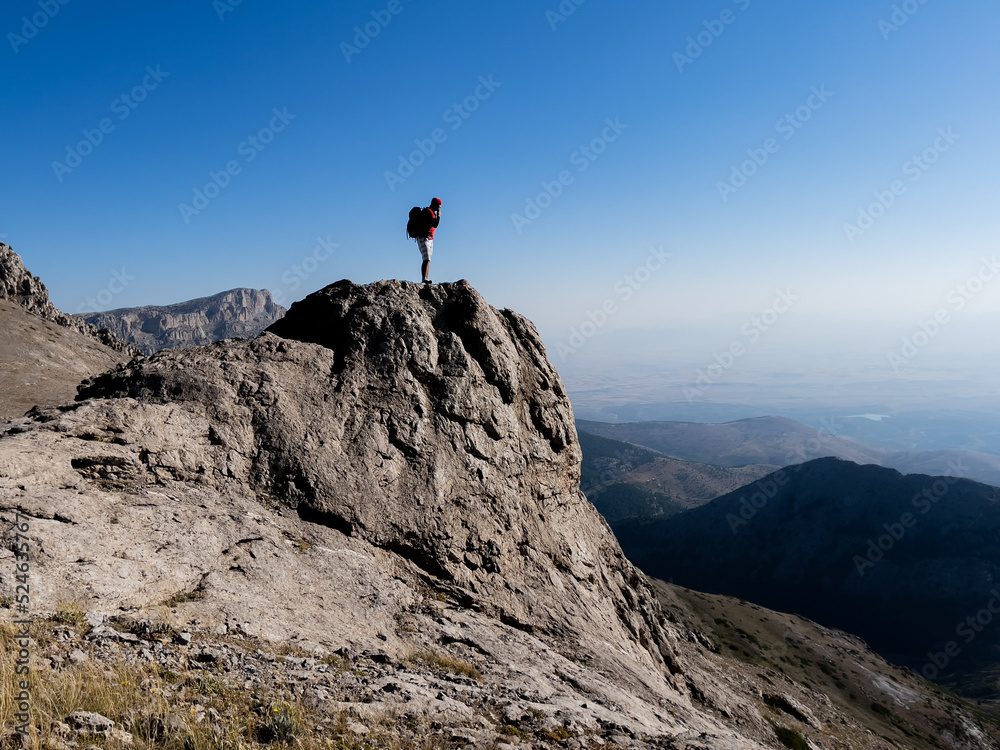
xmin=420 ymin=239 xmax=433 ymax=282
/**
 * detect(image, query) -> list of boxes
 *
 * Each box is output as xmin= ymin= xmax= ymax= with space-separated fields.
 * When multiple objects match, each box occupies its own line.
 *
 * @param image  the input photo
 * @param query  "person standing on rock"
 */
xmin=407 ymin=197 xmax=441 ymax=284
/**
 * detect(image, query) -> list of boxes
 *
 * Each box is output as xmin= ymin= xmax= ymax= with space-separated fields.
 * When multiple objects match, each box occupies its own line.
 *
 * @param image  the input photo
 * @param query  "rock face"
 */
xmin=2 ymin=279 xmax=998 ymax=748
xmin=0 ymin=243 xmax=136 ymax=355
xmin=77 ymin=280 xmax=678 ymax=675
xmin=78 ymin=288 xmax=286 ymax=355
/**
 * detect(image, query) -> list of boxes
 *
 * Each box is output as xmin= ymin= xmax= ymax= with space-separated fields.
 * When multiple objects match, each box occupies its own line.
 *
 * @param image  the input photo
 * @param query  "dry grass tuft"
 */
xmin=410 ymin=650 xmax=481 ymax=681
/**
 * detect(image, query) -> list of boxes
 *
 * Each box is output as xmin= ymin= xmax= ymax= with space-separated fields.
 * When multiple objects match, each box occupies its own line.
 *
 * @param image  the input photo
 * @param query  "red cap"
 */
xmin=431 ymin=197 xmax=442 ymax=207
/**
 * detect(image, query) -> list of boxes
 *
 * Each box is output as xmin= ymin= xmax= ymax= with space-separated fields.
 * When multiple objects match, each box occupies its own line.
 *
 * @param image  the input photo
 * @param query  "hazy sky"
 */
xmin=2 ymin=0 xmax=998 ymax=399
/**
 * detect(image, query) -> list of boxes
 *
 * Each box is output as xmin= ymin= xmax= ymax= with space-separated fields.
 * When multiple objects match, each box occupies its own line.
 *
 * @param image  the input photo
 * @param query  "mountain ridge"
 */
xmin=78 ymin=287 xmax=286 ymax=354
xmin=578 ymin=416 xmax=1000 ymax=488
xmin=0 ymin=243 xmax=136 ymax=421
xmin=617 ymin=456 xmax=1000 ymax=701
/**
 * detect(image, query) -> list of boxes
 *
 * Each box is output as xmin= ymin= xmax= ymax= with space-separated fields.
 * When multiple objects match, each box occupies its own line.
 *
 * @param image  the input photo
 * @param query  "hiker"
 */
xmin=407 ymin=198 xmax=442 ymax=284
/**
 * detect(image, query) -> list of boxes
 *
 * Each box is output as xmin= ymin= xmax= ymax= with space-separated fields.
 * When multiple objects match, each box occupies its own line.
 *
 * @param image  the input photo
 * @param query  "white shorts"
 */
xmin=417 ymin=237 xmax=433 ymax=262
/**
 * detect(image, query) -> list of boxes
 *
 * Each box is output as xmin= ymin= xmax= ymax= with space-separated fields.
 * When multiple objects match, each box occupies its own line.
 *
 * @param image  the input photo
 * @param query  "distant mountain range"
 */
xmin=578 ymin=430 xmax=777 ymax=523
xmin=577 ymin=416 xmax=1000 ymax=488
xmin=78 ymin=288 xmax=286 ymax=354
xmin=616 ymin=457 xmax=1000 ymax=701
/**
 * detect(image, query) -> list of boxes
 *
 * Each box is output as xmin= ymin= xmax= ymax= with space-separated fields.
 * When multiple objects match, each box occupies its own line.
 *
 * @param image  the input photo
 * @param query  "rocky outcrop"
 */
xmin=0 ymin=243 xmax=136 ymax=355
xmin=75 ymin=280 xmax=681 ymax=679
xmin=3 ymin=279 xmax=999 ymax=748
xmin=78 ymin=288 xmax=286 ymax=354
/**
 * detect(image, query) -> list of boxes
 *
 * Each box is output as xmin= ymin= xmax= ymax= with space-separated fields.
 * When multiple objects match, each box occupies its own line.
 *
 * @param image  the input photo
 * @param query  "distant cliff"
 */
xmin=79 ymin=288 xmax=286 ymax=354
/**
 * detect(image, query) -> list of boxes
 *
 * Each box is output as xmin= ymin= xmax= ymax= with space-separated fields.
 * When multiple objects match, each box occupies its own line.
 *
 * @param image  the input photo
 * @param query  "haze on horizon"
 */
xmin=2 ymin=0 xmax=997 ymax=443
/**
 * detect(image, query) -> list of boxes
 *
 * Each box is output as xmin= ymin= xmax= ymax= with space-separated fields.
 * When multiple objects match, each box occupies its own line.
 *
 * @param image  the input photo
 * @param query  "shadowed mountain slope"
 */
xmin=618 ymin=457 xmax=1000 ymax=702
xmin=578 ymin=430 xmax=778 ymax=523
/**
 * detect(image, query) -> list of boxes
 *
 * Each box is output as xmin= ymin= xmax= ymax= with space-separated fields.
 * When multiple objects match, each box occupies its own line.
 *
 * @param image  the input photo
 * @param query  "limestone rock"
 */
xmin=66 ymin=711 xmax=114 ymax=734
xmin=79 ymin=288 xmax=286 ymax=355
xmin=78 ymin=280 xmax=673 ymax=670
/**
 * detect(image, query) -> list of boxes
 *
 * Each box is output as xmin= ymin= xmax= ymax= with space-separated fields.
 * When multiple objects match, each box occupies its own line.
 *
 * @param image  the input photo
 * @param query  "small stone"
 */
xmin=163 ymin=713 xmax=187 ymax=734
xmin=83 ymin=611 xmax=106 ymax=629
xmin=194 ymin=648 xmax=220 ymax=663
xmin=68 ymin=649 xmax=88 ymax=665
xmin=346 ymin=721 xmax=370 ymax=735
xmin=67 ymin=711 xmax=114 ymax=734
xmin=175 ymin=632 xmax=192 ymax=646
xmin=86 ymin=625 xmax=122 ymax=642
xmin=109 ymin=727 xmax=134 ymax=746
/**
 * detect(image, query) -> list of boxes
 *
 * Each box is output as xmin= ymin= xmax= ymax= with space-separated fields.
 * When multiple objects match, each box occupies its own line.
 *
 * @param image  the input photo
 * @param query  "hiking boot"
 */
xmin=422 ymin=279 xmax=432 ymax=285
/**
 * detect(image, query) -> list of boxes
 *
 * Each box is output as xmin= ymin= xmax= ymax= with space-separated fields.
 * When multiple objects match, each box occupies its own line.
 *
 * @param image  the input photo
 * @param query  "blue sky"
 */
xmin=2 ymin=0 xmax=998 ymax=411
